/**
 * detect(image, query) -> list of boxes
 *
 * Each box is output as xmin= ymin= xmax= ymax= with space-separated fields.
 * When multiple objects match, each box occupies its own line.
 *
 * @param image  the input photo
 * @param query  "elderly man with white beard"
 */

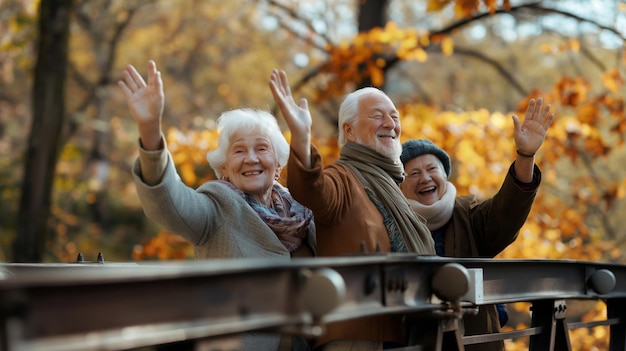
xmin=269 ymin=69 xmax=435 ymax=351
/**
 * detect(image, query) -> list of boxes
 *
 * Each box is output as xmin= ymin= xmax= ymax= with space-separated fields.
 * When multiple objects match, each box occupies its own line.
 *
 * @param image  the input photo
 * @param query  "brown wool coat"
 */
xmin=287 ymin=147 xmax=394 ymax=257
xmin=287 ymin=146 xmax=432 ymax=346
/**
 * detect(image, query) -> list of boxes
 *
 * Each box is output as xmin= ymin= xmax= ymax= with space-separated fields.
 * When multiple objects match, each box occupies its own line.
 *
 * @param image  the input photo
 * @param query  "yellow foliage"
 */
xmin=454 ymin=0 xmax=480 ymax=17
xmin=602 ymin=68 xmax=623 ymax=93
xmin=554 ymin=76 xmax=591 ymax=106
xmin=419 ymin=31 xmax=431 ymax=46
xmin=369 ymin=64 xmax=385 ymax=87
xmin=540 ymin=43 xmax=557 ymax=54
xmin=577 ymin=103 xmax=600 ymax=125
xmin=133 ymin=231 xmax=194 ymax=260
xmin=318 ymin=23 xmax=441 ymax=93
xmin=179 ymin=162 xmax=197 ymax=185
xmin=430 ymin=0 xmax=505 ymax=17
xmin=411 ymin=48 xmax=429 ymax=62
xmin=441 ymin=36 xmax=454 ymax=56
xmin=399 ymin=36 xmax=418 ymax=52
xmin=568 ymin=38 xmax=581 ymax=52
xmin=426 ymin=0 xmax=452 ymax=12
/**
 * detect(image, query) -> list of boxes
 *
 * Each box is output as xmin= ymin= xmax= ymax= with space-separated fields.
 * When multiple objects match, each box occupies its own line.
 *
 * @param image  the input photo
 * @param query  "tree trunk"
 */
xmin=13 ymin=0 xmax=73 ymax=262
xmin=358 ymin=0 xmax=388 ymax=32
xmin=357 ymin=0 xmax=389 ymax=89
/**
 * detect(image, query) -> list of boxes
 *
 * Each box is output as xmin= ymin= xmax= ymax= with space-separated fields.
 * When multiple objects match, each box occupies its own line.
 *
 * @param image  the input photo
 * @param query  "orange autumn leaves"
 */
xmin=427 ymin=0 xmax=511 ymax=17
xmin=316 ymin=0 xmax=516 ymax=100
xmin=318 ymin=22 xmax=452 ymax=100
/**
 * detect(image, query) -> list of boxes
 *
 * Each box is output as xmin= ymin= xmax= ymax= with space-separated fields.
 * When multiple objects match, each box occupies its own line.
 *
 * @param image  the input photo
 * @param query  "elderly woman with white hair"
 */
xmin=119 ymin=60 xmax=316 ymax=350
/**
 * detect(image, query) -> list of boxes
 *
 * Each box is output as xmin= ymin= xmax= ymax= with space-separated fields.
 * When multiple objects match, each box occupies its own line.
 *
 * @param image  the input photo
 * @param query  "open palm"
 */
xmin=512 ymin=97 xmax=555 ymax=153
xmin=269 ymin=69 xmax=311 ymax=137
xmin=118 ymin=60 xmax=164 ymax=125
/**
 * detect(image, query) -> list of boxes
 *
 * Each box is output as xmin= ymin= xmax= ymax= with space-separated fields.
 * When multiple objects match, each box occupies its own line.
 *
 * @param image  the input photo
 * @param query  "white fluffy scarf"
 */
xmin=407 ymin=182 xmax=457 ymax=231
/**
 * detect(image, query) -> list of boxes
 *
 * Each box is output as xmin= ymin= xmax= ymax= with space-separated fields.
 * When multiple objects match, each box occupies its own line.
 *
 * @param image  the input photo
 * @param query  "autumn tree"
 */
xmin=13 ymin=0 xmax=74 ymax=262
xmin=2 ymin=0 xmax=317 ymax=262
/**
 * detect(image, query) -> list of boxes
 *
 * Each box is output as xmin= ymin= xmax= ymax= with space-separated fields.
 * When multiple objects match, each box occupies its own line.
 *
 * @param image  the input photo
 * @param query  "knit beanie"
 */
xmin=400 ymin=139 xmax=451 ymax=177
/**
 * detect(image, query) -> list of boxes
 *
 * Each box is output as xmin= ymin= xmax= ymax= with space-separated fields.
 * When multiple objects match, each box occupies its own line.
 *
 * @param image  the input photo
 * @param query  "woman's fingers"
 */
xmin=147 ymin=60 xmax=160 ymax=88
xmin=279 ymin=70 xmax=291 ymax=97
xmin=118 ymin=80 xmax=132 ymax=97
xmin=128 ymin=64 xmax=146 ymax=91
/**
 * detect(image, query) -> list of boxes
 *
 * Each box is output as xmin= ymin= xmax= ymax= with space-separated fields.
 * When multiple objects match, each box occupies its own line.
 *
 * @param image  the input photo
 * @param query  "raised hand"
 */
xmin=512 ymin=97 xmax=555 ymax=155
xmin=118 ymin=60 xmax=164 ymax=150
xmin=269 ymin=70 xmax=312 ymax=136
xmin=269 ymin=69 xmax=312 ymax=166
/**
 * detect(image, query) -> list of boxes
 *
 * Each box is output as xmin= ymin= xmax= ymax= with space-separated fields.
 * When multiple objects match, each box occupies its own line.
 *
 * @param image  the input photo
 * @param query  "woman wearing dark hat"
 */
xmin=399 ymin=98 xmax=554 ymax=351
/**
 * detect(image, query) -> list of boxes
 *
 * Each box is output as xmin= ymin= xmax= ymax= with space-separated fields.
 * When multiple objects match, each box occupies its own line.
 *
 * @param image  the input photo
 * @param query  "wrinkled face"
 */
xmin=221 ymin=129 xmax=278 ymax=204
xmin=400 ymin=154 xmax=447 ymax=205
xmin=344 ymin=91 xmax=402 ymax=159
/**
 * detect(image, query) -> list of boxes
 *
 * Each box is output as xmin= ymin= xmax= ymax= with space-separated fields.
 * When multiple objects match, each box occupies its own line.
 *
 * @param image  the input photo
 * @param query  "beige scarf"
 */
xmin=407 ymin=181 xmax=457 ymax=231
xmin=338 ymin=142 xmax=436 ymax=255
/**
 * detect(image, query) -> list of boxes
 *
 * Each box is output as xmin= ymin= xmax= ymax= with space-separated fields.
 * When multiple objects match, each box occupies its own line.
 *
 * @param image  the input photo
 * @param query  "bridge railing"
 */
xmin=0 ymin=254 xmax=624 ymax=351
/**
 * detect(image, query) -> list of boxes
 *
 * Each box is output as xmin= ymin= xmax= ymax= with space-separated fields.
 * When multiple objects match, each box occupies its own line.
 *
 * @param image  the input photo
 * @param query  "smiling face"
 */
xmin=400 ymin=154 xmax=447 ymax=205
xmin=343 ymin=91 xmax=402 ymax=159
xmin=221 ymin=129 xmax=278 ymax=205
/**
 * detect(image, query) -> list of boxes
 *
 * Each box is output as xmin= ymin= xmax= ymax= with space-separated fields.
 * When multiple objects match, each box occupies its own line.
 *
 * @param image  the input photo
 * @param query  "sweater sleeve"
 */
xmin=132 ymin=144 xmax=219 ymax=246
xmin=135 ymin=135 xmax=168 ymax=186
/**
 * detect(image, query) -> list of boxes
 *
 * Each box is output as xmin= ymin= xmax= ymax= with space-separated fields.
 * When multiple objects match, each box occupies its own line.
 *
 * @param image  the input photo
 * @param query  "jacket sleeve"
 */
xmin=286 ymin=145 xmax=352 ymax=225
xmin=469 ymin=163 xmax=541 ymax=256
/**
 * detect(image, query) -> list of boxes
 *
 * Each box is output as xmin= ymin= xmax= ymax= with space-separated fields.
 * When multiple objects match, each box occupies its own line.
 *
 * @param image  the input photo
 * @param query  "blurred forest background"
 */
xmin=1 ymin=0 xmax=625 ymax=348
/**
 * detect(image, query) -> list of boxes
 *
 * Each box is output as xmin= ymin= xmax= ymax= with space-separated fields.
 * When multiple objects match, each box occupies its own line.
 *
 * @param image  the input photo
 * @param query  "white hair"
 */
xmin=206 ymin=109 xmax=289 ymax=179
xmin=337 ymin=87 xmax=386 ymax=146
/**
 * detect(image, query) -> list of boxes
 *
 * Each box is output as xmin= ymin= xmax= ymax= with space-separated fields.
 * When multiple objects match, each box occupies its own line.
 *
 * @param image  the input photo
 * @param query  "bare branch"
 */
xmin=579 ymin=45 xmax=608 ymax=72
xmin=266 ymin=0 xmax=330 ymax=52
xmin=67 ymin=1 xmax=148 ymax=137
xmin=451 ymin=46 xmax=528 ymax=97
xmin=524 ymin=3 xmax=625 ymax=41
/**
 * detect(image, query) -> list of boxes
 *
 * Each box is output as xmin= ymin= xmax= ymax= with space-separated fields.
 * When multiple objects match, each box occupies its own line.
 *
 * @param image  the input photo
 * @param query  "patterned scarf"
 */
xmin=337 ymin=142 xmax=435 ymax=255
xmin=218 ymin=180 xmax=313 ymax=252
